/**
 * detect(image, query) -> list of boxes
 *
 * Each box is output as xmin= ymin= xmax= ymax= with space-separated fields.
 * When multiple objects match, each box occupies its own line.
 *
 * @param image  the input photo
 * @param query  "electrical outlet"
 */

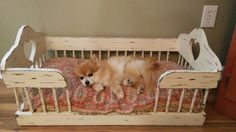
xmin=201 ymin=5 xmax=218 ymax=27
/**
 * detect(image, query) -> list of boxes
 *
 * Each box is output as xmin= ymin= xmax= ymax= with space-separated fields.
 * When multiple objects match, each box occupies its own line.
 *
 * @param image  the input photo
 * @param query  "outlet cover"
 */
xmin=201 ymin=5 xmax=218 ymax=27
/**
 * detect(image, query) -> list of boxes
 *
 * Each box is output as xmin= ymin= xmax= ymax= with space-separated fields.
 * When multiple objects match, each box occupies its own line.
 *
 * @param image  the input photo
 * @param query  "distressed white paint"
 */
xmin=158 ymin=70 xmax=221 ymax=89
xmin=178 ymin=28 xmax=222 ymax=71
xmin=0 ymin=26 xmax=223 ymax=126
xmin=2 ymin=68 xmax=67 ymax=88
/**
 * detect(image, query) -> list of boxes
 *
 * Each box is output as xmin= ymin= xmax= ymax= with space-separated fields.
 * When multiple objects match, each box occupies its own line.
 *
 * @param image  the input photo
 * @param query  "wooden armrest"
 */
xmin=158 ymin=70 xmax=221 ymax=89
xmin=2 ymin=68 xmax=67 ymax=88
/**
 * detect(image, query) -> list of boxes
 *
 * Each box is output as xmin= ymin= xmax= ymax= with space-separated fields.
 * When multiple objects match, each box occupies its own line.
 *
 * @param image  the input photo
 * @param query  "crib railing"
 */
xmin=7 ymin=49 xmax=214 ymax=115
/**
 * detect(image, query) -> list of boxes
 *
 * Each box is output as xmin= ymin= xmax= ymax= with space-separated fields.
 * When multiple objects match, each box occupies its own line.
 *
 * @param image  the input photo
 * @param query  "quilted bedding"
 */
xmin=24 ymin=57 xmax=203 ymax=114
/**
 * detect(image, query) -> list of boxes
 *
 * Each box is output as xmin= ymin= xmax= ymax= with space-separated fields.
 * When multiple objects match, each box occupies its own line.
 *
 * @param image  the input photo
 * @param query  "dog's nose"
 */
xmin=85 ymin=80 xmax=90 ymax=86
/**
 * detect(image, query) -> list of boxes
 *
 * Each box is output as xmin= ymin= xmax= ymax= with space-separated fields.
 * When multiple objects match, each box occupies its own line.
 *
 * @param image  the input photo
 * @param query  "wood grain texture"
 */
xmin=16 ymin=112 xmax=206 ymax=126
xmin=158 ymin=70 xmax=221 ymax=89
xmin=46 ymin=37 xmax=178 ymax=51
xmin=2 ymin=68 xmax=67 ymax=88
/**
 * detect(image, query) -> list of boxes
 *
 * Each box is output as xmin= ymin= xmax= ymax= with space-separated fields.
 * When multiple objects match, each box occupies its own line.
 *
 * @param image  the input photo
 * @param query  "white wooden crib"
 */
xmin=0 ymin=25 xmax=222 ymax=126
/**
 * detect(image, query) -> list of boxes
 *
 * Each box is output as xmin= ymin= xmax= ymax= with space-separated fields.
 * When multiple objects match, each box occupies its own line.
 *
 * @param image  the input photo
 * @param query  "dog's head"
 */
xmin=75 ymin=54 xmax=100 ymax=86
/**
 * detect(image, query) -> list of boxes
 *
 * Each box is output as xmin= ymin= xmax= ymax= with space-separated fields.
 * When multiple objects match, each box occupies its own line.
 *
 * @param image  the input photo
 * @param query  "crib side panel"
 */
xmin=45 ymin=37 xmax=178 ymax=51
xmin=177 ymin=28 xmax=222 ymax=71
xmin=158 ymin=70 xmax=221 ymax=89
xmin=2 ymin=68 xmax=67 ymax=88
xmin=1 ymin=25 xmax=46 ymax=70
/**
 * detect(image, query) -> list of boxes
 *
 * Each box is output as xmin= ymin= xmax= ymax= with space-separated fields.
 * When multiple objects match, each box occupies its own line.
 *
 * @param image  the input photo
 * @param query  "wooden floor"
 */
xmin=0 ymin=80 xmax=236 ymax=131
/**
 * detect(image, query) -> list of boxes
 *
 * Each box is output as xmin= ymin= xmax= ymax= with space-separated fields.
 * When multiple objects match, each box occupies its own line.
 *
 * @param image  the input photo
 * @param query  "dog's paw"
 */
xmin=117 ymin=90 xmax=125 ymax=99
xmin=137 ymin=85 xmax=144 ymax=94
xmin=93 ymin=84 xmax=104 ymax=92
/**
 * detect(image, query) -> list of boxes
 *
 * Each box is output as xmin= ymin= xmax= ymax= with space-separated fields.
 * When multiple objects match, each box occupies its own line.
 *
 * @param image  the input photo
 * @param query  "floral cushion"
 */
xmin=24 ymin=57 xmax=203 ymax=114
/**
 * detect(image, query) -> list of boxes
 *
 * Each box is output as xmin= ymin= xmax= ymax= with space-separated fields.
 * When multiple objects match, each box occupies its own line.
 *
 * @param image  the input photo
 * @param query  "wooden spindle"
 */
xmin=107 ymin=50 xmax=110 ymax=59
xmin=24 ymin=88 xmax=33 ymax=112
xmin=133 ymin=50 xmax=136 ymax=57
xmin=177 ymin=89 xmax=185 ymax=112
xmin=65 ymin=88 xmax=72 ymax=112
xmin=141 ymin=51 xmax=144 ymax=58
xmin=13 ymin=88 xmax=20 ymax=110
xmin=165 ymin=89 xmax=172 ymax=113
xmin=124 ymin=51 xmax=127 ymax=56
xmin=54 ymin=50 xmax=58 ymax=58
xmin=158 ymin=51 xmax=161 ymax=61
xmin=189 ymin=89 xmax=198 ymax=113
xmin=64 ymin=50 xmax=66 ymax=57
xmin=166 ymin=51 xmax=170 ymax=61
xmin=90 ymin=50 xmax=93 ymax=58
xmin=38 ymin=88 xmax=46 ymax=113
xmin=52 ymin=88 xmax=59 ymax=112
xmin=116 ymin=51 xmax=119 ymax=56
xmin=154 ymin=88 xmax=160 ymax=112
xmin=178 ymin=54 xmax=181 ymax=65
xmin=72 ymin=50 xmax=75 ymax=58
xmin=149 ymin=51 xmax=153 ymax=57
xmin=99 ymin=51 xmax=102 ymax=60
xmin=81 ymin=50 xmax=84 ymax=59
xmin=202 ymin=89 xmax=209 ymax=109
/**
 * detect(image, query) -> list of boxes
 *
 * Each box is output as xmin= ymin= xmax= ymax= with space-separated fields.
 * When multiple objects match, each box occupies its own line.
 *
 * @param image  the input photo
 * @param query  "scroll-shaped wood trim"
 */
xmin=2 ymin=68 xmax=67 ymax=88
xmin=158 ymin=70 xmax=221 ymax=89
xmin=1 ymin=25 xmax=46 ymax=70
xmin=46 ymin=37 xmax=178 ymax=51
xmin=178 ymin=28 xmax=222 ymax=71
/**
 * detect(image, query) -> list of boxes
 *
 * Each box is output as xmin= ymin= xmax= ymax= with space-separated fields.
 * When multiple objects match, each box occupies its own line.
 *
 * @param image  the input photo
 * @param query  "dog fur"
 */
xmin=75 ymin=55 xmax=159 ymax=99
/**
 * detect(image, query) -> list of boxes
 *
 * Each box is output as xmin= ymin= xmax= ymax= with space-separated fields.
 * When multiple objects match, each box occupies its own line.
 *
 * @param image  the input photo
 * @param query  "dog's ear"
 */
xmin=91 ymin=54 xmax=101 ymax=66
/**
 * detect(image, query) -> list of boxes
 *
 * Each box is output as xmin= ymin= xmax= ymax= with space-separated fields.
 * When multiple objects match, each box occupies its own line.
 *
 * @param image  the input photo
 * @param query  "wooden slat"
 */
xmin=90 ymin=50 xmax=93 ymax=58
xmin=54 ymin=50 xmax=58 ymax=58
xmin=19 ymin=88 xmax=26 ymax=103
xmin=189 ymin=89 xmax=198 ymax=113
xmin=46 ymin=37 xmax=178 ymax=51
xmin=13 ymin=88 xmax=20 ymax=110
xmin=142 ymin=51 xmax=144 ymax=58
xmin=124 ymin=51 xmax=127 ymax=56
xmin=158 ymin=71 xmax=221 ymax=89
xmin=133 ymin=50 xmax=136 ymax=57
xmin=202 ymin=89 xmax=209 ymax=109
xmin=107 ymin=50 xmax=110 ymax=58
xmin=177 ymin=89 xmax=185 ymax=112
xmin=52 ymin=88 xmax=59 ymax=113
xmin=24 ymin=88 xmax=33 ymax=112
xmin=150 ymin=51 xmax=153 ymax=57
xmin=63 ymin=50 xmax=66 ymax=57
xmin=158 ymin=51 xmax=161 ymax=61
xmin=180 ymin=57 xmax=184 ymax=66
xmin=16 ymin=112 xmax=206 ymax=126
xmin=99 ymin=51 xmax=102 ymax=60
xmin=65 ymin=88 xmax=71 ymax=112
xmin=80 ymin=50 xmax=83 ymax=59
xmin=165 ymin=89 xmax=172 ymax=113
xmin=154 ymin=88 xmax=160 ymax=112
xmin=116 ymin=51 xmax=119 ymax=56
xmin=38 ymin=88 xmax=46 ymax=113
xmin=166 ymin=51 xmax=170 ymax=61
xmin=2 ymin=68 xmax=67 ymax=88
xmin=178 ymin=55 xmax=181 ymax=65
xmin=72 ymin=50 xmax=75 ymax=58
